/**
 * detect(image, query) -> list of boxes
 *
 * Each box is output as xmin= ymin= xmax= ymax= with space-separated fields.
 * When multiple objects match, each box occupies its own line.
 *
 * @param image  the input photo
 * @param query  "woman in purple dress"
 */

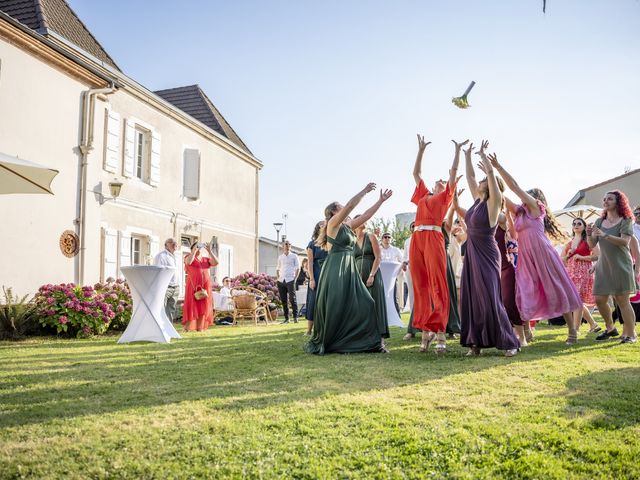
xmin=457 ymin=141 xmax=520 ymax=357
xmin=488 ymin=154 xmax=583 ymax=344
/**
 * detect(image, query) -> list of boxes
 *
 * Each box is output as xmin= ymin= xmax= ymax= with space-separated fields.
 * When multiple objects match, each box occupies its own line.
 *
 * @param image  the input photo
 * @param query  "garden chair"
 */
xmin=212 ymin=291 xmax=234 ymax=325
xmin=231 ymin=286 xmax=270 ymax=326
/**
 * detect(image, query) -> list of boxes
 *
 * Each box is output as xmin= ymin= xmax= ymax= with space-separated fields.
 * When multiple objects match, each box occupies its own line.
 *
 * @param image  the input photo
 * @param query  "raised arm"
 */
xmin=443 ymin=204 xmax=456 ymax=234
xmin=449 ymin=140 xmax=467 ymax=190
xmin=413 ymin=134 xmax=431 ymax=186
xmin=487 ymin=153 xmax=540 ymax=217
xmin=452 ymin=187 xmax=467 ymax=219
xmin=463 ymin=142 xmax=478 ymax=200
xmin=477 ymin=153 xmax=502 ymax=228
xmin=205 ymin=243 xmax=219 ymax=267
xmin=505 ymin=210 xmax=518 ymax=240
xmin=348 ymin=189 xmax=393 ymax=231
xmin=327 ymin=183 xmax=376 ymax=234
xmin=367 ymin=234 xmax=382 ymax=288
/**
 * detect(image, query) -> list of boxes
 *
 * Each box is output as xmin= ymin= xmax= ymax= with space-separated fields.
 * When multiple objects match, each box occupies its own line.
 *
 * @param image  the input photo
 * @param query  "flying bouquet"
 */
xmin=452 ymin=81 xmax=476 ymax=109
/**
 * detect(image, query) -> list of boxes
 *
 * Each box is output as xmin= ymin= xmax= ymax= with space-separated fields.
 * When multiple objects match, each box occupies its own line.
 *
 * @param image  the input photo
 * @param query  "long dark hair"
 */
xmin=572 ymin=217 xmax=587 ymax=241
xmin=316 ymin=202 xmax=340 ymax=250
xmin=527 ymin=188 xmax=567 ymax=242
xmin=311 ymin=221 xmax=324 ymax=241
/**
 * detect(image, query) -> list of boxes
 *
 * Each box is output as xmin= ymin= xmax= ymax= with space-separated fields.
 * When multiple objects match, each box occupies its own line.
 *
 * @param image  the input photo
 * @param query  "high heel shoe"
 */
xmin=465 ymin=346 xmax=481 ymax=356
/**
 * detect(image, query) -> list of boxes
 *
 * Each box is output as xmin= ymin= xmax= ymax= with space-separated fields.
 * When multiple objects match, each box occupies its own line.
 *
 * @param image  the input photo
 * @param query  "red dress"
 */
xmin=409 ymin=180 xmax=454 ymax=332
xmin=182 ymin=257 xmax=214 ymax=327
xmin=563 ymin=239 xmax=595 ymax=306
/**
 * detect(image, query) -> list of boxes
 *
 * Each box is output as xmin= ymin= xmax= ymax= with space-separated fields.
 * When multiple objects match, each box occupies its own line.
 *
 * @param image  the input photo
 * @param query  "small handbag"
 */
xmin=193 ymin=286 xmax=208 ymax=301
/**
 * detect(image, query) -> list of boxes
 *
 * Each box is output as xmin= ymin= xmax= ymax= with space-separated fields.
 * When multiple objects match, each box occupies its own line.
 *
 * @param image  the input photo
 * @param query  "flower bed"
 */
xmin=231 ymin=272 xmax=280 ymax=306
xmin=34 ymin=279 xmax=132 ymax=337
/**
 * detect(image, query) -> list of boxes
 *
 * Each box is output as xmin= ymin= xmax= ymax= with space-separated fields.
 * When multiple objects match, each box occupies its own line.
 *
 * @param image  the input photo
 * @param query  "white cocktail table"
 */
xmin=118 ymin=266 xmax=181 ymax=343
xmin=379 ymin=261 xmax=404 ymax=327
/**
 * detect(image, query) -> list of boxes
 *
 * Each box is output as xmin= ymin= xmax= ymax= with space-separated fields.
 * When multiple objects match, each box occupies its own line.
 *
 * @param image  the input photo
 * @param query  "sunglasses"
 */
xmin=382 ymin=236 xmax=391 ymax=239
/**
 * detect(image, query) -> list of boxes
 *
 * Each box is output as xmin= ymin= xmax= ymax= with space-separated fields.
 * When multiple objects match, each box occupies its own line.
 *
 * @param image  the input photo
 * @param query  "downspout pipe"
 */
xmin=77 ymin=84 xmax=117 ymax=285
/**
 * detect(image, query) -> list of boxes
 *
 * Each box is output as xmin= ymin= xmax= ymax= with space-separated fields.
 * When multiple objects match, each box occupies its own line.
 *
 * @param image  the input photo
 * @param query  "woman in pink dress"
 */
xmin=182 ymin=241 xmax=219 ymax=332
xmin=488 ymin=154 xmax=583 ymax=344
xmin=561 ymin=217 xmax=601 ymax=334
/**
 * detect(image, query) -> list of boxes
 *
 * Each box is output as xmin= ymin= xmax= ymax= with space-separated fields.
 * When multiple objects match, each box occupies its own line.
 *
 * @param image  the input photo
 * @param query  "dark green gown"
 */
xmin=304 ymin=224 xmax=382 ymax=354
xmin=444 ymin=228 xmax=461 ymax=334
xmin=354 ymin=234 xmax=390 ymax=339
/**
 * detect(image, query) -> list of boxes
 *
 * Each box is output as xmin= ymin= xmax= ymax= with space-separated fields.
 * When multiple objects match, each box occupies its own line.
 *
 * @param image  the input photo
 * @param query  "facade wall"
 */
xmin=575 ymin=174 xmax=640 ymax=210
xmin=0 ymin=35 xmax=88 ymax=294
xmin=0 ymin=31 xmax=259 ymax=296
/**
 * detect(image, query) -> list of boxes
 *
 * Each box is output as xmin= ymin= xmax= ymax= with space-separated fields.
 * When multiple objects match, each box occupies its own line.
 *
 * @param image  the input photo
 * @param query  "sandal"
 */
xmin=565 ymin=332 xmax=578 ymax=345
xmin=465 ymin=347 xmax=481 ymax=356
xmin=419 ymin=332 xmax=435 ymax=353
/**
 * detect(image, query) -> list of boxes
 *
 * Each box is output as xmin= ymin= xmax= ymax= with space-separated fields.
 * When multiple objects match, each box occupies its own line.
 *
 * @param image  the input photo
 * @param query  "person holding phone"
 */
xmin=182 ymin=240 xmax=219 ymax=332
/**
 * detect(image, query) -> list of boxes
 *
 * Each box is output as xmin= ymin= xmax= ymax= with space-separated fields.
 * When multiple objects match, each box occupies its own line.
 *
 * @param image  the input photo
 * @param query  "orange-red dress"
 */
xmin=410 ymin=180 xmax=454 ymax=332
xmin=182 ymin=257 xmax=214 ymax=328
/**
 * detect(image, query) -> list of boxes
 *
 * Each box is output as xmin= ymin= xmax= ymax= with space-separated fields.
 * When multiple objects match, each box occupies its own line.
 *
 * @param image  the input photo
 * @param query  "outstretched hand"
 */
xmin=477 ymin=156 xmax=493 ymax=175
xmin=363 ymin=182 xmax=377 ymax=194
xmin=456 ymin=187 xmax=465 ymax=197
xmin=487 ymin=153 xmax=501 ymax=169
xmin=451 ymin=139 xmax=469 ymax=151
xmin=463 ymin=142 xmax=474 ymax=158
xmin=380 ymin=189 xmax=393 ymax=202
xmin=417 ymin=134 xmax=431 ymax=151
xmin=475 ymin=140 xmax=489 ymax=158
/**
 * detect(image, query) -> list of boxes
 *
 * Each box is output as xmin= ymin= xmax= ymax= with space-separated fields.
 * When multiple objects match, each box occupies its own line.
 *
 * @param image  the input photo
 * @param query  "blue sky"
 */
xmin=69 ymin=0 xmax=640 ymax=247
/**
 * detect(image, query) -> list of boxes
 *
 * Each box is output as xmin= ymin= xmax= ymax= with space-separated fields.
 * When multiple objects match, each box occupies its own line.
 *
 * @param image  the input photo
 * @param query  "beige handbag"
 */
xmin=193 ymin=286 xmax=208 ymax=301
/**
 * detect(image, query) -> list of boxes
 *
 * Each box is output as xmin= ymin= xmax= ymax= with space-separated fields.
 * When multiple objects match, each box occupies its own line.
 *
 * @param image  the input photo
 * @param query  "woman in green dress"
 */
xmin=588 ymin=190 xmax=637 ymax=344
xmin=304 ymin=183 xmax=393 ymax=354
xmin=354 ymin=219 xmax=389 ymax=349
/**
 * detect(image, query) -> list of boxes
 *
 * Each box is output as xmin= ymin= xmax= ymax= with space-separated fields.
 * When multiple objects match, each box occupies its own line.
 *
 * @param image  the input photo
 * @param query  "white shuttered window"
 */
xmin=102 ymin=227 xmax=118 ymax=281
xmin=150 ymin=131 xmax=161 ymax=186
xmin=123 ymin=119 xmax=135 ymax=178
xmin=183 ymin=148 xmax=200 ymax=200
xmin=103 ymin=109 xmax=120 ymax=173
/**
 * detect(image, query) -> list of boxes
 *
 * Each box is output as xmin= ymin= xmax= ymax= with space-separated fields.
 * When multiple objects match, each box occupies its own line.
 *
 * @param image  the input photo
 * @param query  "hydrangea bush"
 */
xmin=94 ymin=278 xmax=132 ymax=331
xmin=34 ymin=279 xmax=132 ymax=337
xmin=231 ymin=272 xmax=280 ymax=305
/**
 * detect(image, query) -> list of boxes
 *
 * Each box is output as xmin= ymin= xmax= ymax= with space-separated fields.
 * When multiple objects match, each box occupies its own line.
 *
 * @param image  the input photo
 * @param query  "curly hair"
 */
xmin=311 ymin=221 xmax=324 ymax=241
xmin=526 ymin=188 xmax=568 ymax=243
xmin=602 ymin=190 xmax=634 ymax=220
xmin=316 ymin=202 xmax=341 ymax=250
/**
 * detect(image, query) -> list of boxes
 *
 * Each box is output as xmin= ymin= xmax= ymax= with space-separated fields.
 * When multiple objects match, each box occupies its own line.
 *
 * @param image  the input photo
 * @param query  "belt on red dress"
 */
xmin=415 ymin=225 xmax=442 ymax=232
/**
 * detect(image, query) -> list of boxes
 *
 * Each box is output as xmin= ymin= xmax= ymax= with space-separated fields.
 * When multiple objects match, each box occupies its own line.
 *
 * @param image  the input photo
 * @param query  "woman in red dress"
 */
xmin=561 ymin=217 xmax=601 ymax=334
xmin=410 ymin=135 xmax=463 ymax=354
xmin=182 ymin=241 xmax=218 ymax=332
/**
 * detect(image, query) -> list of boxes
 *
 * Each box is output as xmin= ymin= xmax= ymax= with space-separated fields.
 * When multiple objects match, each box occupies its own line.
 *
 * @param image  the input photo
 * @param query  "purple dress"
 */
xmin=495 ymin=226 xmax=523 ymax=326
xmin=514 ymin=201 xmax=582 ymax=321
xmin=460 ymin=200 xmax=520 ymax=350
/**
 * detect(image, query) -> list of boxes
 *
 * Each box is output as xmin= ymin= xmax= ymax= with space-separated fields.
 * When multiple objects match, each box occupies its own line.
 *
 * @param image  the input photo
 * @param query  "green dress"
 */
xmin=592 ymin=217 xmax=636 ymax=296
xmin=354 ymin=233 xmax=389 ymax=339
xmin=443 ymin=228 xmax=461 ymax=334
xmin=304 ymin=224 xmax=383 ymax=354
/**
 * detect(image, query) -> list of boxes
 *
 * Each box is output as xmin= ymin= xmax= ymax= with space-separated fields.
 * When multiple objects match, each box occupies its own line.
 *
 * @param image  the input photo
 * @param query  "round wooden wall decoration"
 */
xmin=59 ymin=230 xmax=80 ymax=258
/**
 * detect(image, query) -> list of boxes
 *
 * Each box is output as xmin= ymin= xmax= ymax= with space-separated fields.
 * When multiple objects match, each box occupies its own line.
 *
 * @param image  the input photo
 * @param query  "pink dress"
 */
xmin=513 ymin=202 xmax=582 ymax=321
xmin=182 ymin=257 xmax=214 ymax=328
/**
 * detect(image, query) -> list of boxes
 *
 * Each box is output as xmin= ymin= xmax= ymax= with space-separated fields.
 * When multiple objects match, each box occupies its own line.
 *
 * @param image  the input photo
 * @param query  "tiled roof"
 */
xmin=0 ymin=0 xmax=119 ymax=70
xmin=155 ymin=85 xmax=252 ymax=155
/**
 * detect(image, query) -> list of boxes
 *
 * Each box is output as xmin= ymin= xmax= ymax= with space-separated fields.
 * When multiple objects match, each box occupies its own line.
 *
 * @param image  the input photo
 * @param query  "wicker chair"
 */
xmin=231 ymin=286 xmax=270 ymax=326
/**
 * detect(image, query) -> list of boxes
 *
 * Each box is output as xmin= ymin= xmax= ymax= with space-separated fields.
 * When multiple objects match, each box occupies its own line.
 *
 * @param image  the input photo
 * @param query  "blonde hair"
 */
xmin=316 ymin=202 xmax=340 ymax=250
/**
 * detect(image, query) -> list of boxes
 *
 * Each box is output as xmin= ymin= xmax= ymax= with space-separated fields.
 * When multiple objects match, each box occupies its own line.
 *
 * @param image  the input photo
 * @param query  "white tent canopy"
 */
xmin=0 ymin=151 xmax=59 ymax=194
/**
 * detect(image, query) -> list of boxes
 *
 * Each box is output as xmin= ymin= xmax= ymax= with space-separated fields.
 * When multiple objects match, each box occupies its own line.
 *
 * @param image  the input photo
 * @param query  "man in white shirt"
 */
xmin=276 ymin=240 xmax=300 ymax=323
xmin=154 ymin=238 xmax=179 ymax=321
xmin=380 ymin=232 xmax=403 ymax=315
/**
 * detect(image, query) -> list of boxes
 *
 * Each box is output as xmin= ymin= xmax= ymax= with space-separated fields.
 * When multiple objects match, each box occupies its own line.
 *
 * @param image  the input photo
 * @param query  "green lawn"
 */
xmin=1 ymin=315 xmax=638 ymax=479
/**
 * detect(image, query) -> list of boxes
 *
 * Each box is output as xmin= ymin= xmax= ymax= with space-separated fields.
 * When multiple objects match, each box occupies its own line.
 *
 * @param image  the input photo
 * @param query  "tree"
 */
xmin=367 ymin=217 xmax=412 ymax=249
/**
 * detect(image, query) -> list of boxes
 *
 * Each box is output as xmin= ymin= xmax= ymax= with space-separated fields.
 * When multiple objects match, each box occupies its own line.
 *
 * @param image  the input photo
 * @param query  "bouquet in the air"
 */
xmin=452 ymin=81 xmax=476 ymax=109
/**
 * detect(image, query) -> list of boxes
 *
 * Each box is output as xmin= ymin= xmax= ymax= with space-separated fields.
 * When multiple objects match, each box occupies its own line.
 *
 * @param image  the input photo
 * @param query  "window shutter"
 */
xmin=118 ymin=231 xmax=131 ymax=277
xmin=102 ymin=227 xmax=118 ymax=281
xmin=150 ymin=130 xmax=161 ymax=186
xmin=104 ymin=109 xmax=120 ymax=173
xmin=123 ymin=119 xmax=135 ymax=178
xmin=183 ymin=148 xmax=200 ymax=199
xmin=149 ymin=235 xmax=160 ymax=260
